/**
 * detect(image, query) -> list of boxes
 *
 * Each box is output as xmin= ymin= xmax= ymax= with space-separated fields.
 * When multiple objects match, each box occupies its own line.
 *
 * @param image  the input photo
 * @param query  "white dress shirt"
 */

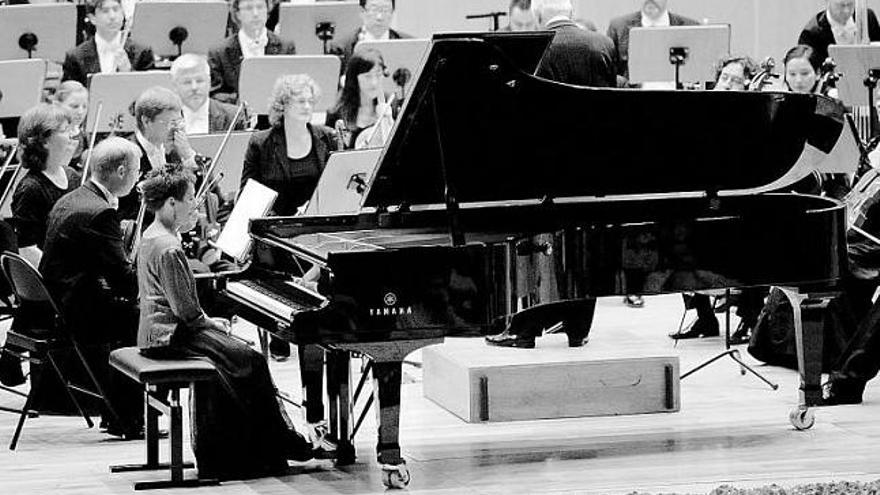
xmin=182 ymin=101 xmax=210 ymax=135
xmin=641 ymin=10 xmax=671 ymax=28
xmin=94 ymin=32 xmax=123 ymax=73
xmin=238 ymin=28 xmax=269 ymax=59
xmin=828 ymin=9 xmax=859 ymax=45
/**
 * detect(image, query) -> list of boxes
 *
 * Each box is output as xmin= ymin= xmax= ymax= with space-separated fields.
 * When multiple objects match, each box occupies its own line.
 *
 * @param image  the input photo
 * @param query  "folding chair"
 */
xmin=0 ymin=251 xmax=122 ymax=449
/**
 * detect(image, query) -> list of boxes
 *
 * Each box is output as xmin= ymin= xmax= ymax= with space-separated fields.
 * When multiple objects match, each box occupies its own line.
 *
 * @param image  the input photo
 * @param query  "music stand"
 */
xmin=85 ymin=71 xmax=174 ymax=134
xmin=215 ymin=179 xmax=277 ymax=263
xmin=356 ymin=39 xmax=430 ymax=101
xmin=277 ymin=1 xmax=362 ymax=55
xmin=129 ymin=1 xmax=228 ymax=59
xmin=629 ymin=25 xmax=730 ymax=88
xmin=304 ymin=149 xmax=382 ymax=215
xmin=239 ymin=56 xmax=341 ymax=114
xmin=188 ymin=131 xmax=253 ymax=198
xmin=0 ymin=4 xmax=77 ymax=62
xmin=0 ymin=60 xmax=45 ymax=119
xmin=829 ymin=44 xmax=880 ymax=138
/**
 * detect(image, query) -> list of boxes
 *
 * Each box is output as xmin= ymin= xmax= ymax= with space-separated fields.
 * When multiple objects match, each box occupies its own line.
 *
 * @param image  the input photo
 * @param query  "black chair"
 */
xmin=0 ymin=251 xmax=122 ymax=449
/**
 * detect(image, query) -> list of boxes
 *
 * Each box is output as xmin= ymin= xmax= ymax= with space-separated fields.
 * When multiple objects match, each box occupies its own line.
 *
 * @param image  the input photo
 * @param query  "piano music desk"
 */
xmin=423 ymin=335 xmax=680 ymax=423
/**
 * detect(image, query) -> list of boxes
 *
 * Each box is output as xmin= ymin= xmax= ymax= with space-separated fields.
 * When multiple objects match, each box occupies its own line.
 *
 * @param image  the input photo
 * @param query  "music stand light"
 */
xmin=0 ymin=60 xmax=45 ymax=119
xmin=278 ymin=1 xmax=362 ymax=55
xmin=0 ymin=4 xmax=77 ymax=62
xmin=129 ymin=1 xmax=228 ymax=59
xmin=239 ymin=55 xmax=341 ymax=114
xmin=85 ymin=71 xmax=174 ymax=134
xmin=629 ymin=25 xmax=731 ymax=88
xmin=355 ymin=39 xmax=430 ymax=101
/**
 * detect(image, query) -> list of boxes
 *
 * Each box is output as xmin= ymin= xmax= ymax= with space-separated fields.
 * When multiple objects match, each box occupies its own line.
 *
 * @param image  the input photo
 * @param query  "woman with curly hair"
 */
xmin=241 ymin=73 xmax=338 ymax=216
xmin=11 ymin=104 xmax=81 ymax=266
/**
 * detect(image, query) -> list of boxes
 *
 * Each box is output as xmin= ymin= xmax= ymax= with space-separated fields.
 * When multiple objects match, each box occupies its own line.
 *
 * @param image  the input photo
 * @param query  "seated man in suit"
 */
xmin=208 ymin=0 xmax=296 ymax=104
xmin=329 ymin=0 xmax=411 ymax=74
xmin=62 ymin=0 xmax=155 ymax=86
xmin=502 ymin=0 xmax=538 ymax=32
xmin=39 ymin=136 xmax=144 ymax=438
xmin=606 ymin=0 xmax=699 ymax=82
xmin=170 ymin=54 xmax=248 ymax=135
xmin=799 ymin=0 xmax=880 ymax=69
xmin=532 ymin=0 xmax=617 ymax=88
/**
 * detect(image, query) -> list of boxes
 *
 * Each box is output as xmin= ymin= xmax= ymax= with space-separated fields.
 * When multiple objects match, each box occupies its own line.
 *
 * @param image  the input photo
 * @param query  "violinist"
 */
xmin=61 ymin=0 xmax=155 ymax=86
xmin=39 ymin=137 xmax=144 ymax=438
xmin=325 ymin=48 xmax=399 ymax=150
xmin=53 ymin=81 xmax=90 ymax=171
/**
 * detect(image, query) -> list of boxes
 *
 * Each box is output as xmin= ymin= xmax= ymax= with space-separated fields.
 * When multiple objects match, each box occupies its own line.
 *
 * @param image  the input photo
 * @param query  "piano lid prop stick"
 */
xmin=81 ymin=100 xmax=104 ymax=186
xmin=195 ymin=103 xmax=245 ymax=201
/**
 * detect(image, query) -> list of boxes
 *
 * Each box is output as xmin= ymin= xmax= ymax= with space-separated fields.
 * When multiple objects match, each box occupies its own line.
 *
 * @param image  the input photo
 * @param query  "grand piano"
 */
xmin=222 ymin=32 xmax=849 ymax=488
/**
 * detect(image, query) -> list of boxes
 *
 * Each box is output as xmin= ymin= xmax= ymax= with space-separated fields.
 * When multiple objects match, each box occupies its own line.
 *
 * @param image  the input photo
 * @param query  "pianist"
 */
xmin=136 ymin=164 xmax=326 ymax=480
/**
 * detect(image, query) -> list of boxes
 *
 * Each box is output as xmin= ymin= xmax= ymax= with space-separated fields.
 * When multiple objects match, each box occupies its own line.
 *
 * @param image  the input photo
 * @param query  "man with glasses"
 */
xmin=208 ymin=0 xmax=296 ymax=104
xmin=329 ymin=0 xmax=410 ymax=74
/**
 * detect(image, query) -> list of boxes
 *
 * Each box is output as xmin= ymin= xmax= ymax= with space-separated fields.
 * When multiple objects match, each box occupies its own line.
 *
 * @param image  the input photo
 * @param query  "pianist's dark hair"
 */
xmin=331 ymin=48 xmax=388 ymax=127
xmin=141 ymin=163 xmax=196 ymax=214
xmin=86 ymin=0 xmax=122 ymax=15
xmin=17 ymin=104 xmax=73 ymax=172
xmin=714 ymin=55 xmax=758 ymax=83
xmin=360 ymin=0 xmax=395 ymax=9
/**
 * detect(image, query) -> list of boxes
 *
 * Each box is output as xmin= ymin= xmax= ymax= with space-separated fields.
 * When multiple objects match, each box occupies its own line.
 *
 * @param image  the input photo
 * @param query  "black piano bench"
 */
xmin=108 ymin=347 xmax=220 ymax=490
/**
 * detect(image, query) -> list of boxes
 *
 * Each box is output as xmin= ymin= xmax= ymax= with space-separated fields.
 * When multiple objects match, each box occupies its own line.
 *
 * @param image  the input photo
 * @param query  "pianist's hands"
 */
xmin=210 ymin=317 xmax=232 ymax=335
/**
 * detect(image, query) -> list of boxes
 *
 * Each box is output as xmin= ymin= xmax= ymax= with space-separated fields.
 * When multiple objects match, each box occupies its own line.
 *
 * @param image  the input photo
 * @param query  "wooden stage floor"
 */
xmin=1 ymin=294 xmax=878 ymax=494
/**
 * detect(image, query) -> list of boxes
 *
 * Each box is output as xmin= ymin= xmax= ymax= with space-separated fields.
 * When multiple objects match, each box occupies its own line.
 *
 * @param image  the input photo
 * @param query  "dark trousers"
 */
xmin=832 ymin=276 xmax=880 ymax=386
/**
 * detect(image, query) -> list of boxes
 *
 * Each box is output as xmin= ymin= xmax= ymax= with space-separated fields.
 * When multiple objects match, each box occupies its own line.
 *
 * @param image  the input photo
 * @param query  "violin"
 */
xmin=748 ymin=57 xmax=779 ymax=92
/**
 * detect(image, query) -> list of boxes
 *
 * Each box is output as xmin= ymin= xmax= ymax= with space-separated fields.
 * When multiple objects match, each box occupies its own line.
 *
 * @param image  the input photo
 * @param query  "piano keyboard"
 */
xmin=225 ymin=279 xmax=317 ymax=321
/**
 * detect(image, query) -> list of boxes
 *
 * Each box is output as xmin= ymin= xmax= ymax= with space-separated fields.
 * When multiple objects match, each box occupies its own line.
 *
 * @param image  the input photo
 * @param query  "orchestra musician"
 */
xmin=136 ymin=164 xmax=327 ymax=480
xmin=208 ymin=0 xmax=296 ymax=105
xmin=531 ymin=0 xmax=617 ymax=88
xmin=240 ymin=73 xmax=338 ymax=362
xmin=783 ymin=45 xmax=822 ymax=95
xmin=501 ymin=0 xmax=538 ymax=32
xmin=329 ymin=0 xmax=411 ymax=75
xmin=606 ymin=0 xmax=699 ymax=82
xmin=325 ymin=48 xmax=400 ymax=150
xmin=11 ymin=104 xmax=82 ymax=268
xmin=39 ymin=137 xmax=144 ymax=439
xmin=712 ymin=55 xmax=758 ymax=91
xmin=798 ymin=0 xmax=880 ymax=71
xmin=170 ymin=54 xmax=247 ymax=136
xmin=53 ymin=81 xmax=90 ymax=172
xmin=61 ymin=0 xmax=155 ymax=86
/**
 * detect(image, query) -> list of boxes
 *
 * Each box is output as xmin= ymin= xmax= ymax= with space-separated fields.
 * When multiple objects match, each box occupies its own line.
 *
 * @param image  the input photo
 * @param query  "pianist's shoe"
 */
xmin=669 ymin=315 xmax=720 ymax=340
xmin=485 ymin=330 xmax=536 ymax=348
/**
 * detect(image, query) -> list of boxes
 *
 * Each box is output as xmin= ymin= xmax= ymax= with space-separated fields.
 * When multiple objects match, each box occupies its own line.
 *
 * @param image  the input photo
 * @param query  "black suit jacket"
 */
xmin=208 ymin=32 xmax=296 ymax=104
xmin=536 ymin=19 xmax=617 ymax=88
xmin=240 ymin=124 xmax=338 ymax=216
xmin=606 ymin=11 xmax=699 ymax=80
xmin=39 ymin=181 xmax=136 ymax=339
xmin=798 ymin=9 xmax=880 ymax=68
xmin=208 ymin=98 xmax=247 ymax=133
xmin=328 ymin=27 xmax=410 ymax=75
xmin=61 ymin=37 xmax=156 ymax=87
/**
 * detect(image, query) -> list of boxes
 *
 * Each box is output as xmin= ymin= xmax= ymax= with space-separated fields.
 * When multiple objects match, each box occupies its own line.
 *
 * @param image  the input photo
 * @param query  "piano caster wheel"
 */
xmin=789 ymin=407 xmax=815 ymax=430
xmin=381 ymin=462 xmax=411 ymax=489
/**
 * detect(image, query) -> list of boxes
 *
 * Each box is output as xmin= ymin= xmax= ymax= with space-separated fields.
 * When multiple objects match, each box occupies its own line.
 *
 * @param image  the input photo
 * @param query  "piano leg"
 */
xmin=298 ymin=344 xmax=326 ymax=424
xmin=778 ymin=288 xmax=831 ymax=430
xmin=325 ymin=349 xmax=355 ymax=465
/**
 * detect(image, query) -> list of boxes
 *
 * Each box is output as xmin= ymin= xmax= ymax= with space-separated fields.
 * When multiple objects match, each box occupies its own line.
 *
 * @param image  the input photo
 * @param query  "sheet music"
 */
xmin=215 ymin=179 xmax=277 ymax=262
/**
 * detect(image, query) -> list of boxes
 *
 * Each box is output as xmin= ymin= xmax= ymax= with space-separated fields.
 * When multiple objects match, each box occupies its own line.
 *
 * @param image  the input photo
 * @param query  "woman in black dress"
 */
xmin=137 ymin=165 xmax=324 ymax=480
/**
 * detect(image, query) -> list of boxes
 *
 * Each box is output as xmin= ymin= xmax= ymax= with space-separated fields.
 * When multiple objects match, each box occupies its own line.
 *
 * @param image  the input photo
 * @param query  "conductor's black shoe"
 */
xmin=824 ymin=377 xmax=866 ymax=405
xmin=623 ymin=295 xmax=644 ymax=308
xmin=485 ymin=331 xmax=536 ymax=348
xmin=669 ymin=316 xmax=720 ymax=340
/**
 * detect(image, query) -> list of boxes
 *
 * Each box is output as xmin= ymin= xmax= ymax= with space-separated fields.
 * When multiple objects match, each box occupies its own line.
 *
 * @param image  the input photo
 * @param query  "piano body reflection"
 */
xmin=223 ymin=32 xmax=849 ymax=488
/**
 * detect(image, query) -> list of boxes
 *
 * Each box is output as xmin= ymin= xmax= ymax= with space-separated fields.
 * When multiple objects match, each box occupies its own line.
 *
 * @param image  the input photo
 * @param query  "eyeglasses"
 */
xmin=290 ymin=96 xmax=317 ymax=107
xmin=364 ymin=5 xmax=393 ymax=16
xmin=717 ymin=72 xmax=745 ymax=87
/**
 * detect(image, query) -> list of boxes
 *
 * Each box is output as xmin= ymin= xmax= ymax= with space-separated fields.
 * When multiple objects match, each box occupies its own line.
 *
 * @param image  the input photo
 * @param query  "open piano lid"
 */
xmin=361 ymin=34 xmax=847 ymax=209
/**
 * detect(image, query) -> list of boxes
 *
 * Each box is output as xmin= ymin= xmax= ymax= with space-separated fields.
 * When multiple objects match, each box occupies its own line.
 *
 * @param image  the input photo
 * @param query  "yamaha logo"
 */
xmin=369 ymin=292 xmax=413 ymax=317
xmin=384 ymin=292 xmax=398 ymax=306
